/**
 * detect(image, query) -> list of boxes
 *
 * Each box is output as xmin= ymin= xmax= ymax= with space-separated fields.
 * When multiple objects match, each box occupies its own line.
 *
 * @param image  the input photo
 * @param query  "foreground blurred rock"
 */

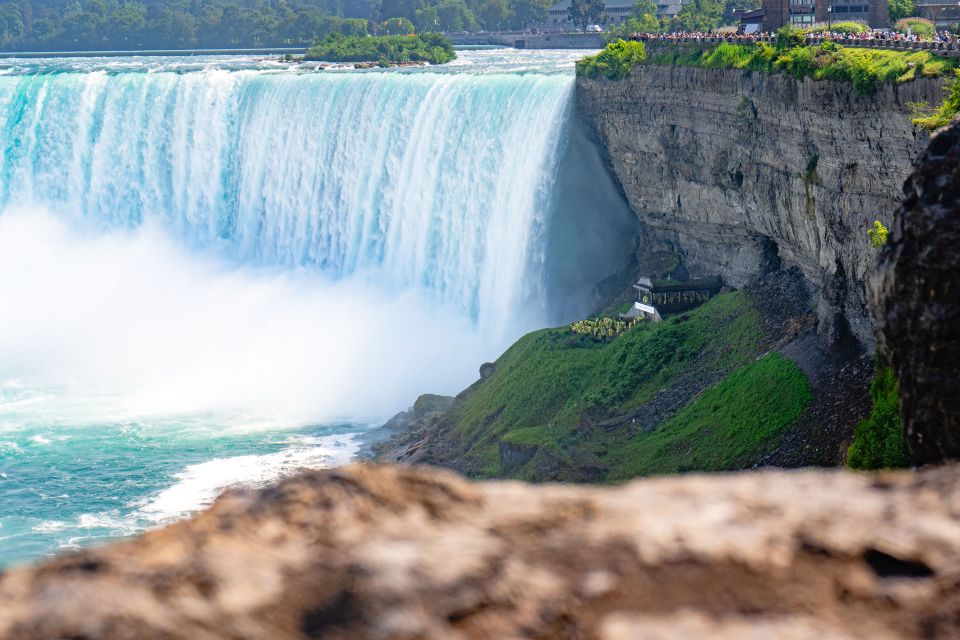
xmin=874 ymin=119 xmax=960 ymax=464
xmin=3 ymin=463 xmax=960 ymax=639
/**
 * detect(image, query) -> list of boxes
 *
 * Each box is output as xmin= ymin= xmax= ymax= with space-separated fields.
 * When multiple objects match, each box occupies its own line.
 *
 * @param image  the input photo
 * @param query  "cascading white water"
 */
xmin=0 ymin=51 xmax=642 ymax=567
xmin=0 ymin=50 xmax=620 ymax=425
xmin=0 ymin=61 xmax=572 ymax=335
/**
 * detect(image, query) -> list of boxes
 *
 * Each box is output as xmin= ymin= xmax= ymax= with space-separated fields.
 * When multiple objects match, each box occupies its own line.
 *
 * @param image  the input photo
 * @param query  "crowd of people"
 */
xmin=626 ymin=28 xmax=960 ymax=47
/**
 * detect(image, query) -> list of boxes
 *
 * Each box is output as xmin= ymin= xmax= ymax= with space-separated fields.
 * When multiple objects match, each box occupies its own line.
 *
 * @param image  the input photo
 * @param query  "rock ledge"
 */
xmin=2 ymin=463 xmax=960 ymax=639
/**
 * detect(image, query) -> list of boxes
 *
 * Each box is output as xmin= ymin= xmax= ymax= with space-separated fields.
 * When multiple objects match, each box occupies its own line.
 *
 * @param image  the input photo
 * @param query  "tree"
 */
xmin=0 ymin=2 xmax=24 ymax=47
xmin=630 ymin=0 xmax=656 ymax=18
xmin=723 ymin=0 xmax=759 ymax=24
xmin=149 ymin=8 xmax=197 ymax=48
xmin=568 ymin=0 xmax=604 ymax=30
xmin=379 ymin=0 xmax=422 ymax=23
xmin=888 ymin=0 xmax=916 ymax=22
xmin=108 ymin=2 xmax=148 ymax=47
xmin=615 ymin=0 xmax=660 ymax=35
xmin=414 ymin=5 xmax=439 ymax=30
xmin=479 ymin=0 xmax=511 ymax=30
xmin=606 ymin=14 xmax=660 ymax=38
xmin=435 ymin=0 xmax=476 ymax=31
xmin=670 ymin=0 xmax=723 ymax=31
xmin=509 ymin=0 xmax=550 ymax=29
xmin=382 ymin=15 xmax=415 ymax=32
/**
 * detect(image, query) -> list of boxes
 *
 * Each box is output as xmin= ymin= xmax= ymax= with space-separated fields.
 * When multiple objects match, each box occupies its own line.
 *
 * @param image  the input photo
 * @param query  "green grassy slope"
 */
xmin=438 ymin=291 xmax=812 ymax=481
xmin=608 ymin=353 xmax=811 ymax=479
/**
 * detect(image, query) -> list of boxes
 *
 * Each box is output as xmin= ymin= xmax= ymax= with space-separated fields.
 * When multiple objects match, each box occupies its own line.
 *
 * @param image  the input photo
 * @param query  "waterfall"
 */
xmin=0 ymin=66 xmax=575 ymax=336
xmin=0 ymin=53 xmax=645 ymax=568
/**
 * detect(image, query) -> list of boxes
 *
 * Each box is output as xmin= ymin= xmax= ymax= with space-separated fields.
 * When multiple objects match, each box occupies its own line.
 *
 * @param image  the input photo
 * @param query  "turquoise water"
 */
xmin=0 ymin=415 xmax=359 ymax=567
xmin=0 ymin=49 xmax=591 ymax=568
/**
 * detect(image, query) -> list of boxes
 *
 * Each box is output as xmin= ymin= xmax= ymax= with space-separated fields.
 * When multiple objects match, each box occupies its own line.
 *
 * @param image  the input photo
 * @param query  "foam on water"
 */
xmin=138 ymin=434 xmax=359 ymax=524
xmin=0 ymin=208 xmax=495 ymax=423
xmin=0 ymin=50 xmax=621 ymax=567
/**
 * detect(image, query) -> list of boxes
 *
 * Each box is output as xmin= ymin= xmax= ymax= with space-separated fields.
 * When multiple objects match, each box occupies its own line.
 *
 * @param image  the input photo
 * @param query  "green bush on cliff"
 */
xmin=914 ymin=69 xmax=960 ymax=130
xmin=847 ymin=365 xmax=910 ymax=470
xmin=576 ymin=39 xmax=647 ymax=80
xmin=304 ymin=33 xmax=455 ymax=65
xmin=640 ymin=41 xmax=955 ymax=94
xmin=868 ymin=220 xmax=889 ymax=248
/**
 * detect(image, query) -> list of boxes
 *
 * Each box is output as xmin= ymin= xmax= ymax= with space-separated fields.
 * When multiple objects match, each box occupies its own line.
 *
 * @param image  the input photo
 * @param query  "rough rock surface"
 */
xmin=873 ymin=119 xmax=960 ymax=464
xmin=4 ymin=463 xmax=960 ymax=639
xmin=576 ymin=65 xmax=943 ymax=349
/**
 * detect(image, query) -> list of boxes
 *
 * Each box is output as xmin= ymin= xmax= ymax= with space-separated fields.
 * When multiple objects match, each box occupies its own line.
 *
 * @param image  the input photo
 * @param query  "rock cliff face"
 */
xmin=576 ymin=65 xmax=943 ymax=349
xmin=873 ymin=119 xmax=960 ymax=463
xmin=4 ymin=463 xmax=960 ymax=639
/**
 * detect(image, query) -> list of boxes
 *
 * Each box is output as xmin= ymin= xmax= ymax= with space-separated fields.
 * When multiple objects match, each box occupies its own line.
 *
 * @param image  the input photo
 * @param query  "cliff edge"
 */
xmin=576 ymin=65 xmax=942 ymax=349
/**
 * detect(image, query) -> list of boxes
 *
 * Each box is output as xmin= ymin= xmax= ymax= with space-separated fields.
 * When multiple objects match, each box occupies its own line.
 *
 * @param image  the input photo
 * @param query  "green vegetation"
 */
xmin=304 ymin=32 xmax=454 ymax=64
xmin=894 ymin=17 xmax=935 ymax=38
xmin=0 ymin=0 xmax=552 ymax=52
xmin=847 ymin=365 xmax=910 ymax=470
xmin=439 ymin=291 xmax=811 ymax=481
xmin=570 ymin=316 xmax=643 ymax=339
xmin=804 ymin=21 xmax=868 ymax=35
xmin=381 ymin=16 xmax=416 ymax=34
xmin=868 ymin=220 xmax=889 ymax=248
xmin=888 ymin=0 xmax=917 ymax=23
xmin=609 ymin=353 xmax=811 ymax=479
xmin=914 ymin=69 xmax=960 ymax=130
xmin=605 ymin=0 xmax=758 ymax=39
xmin=605 ymin=0 xmax=666 ymax=40
xmin=576 ymin=39 xmax=646 ymax=80
xmin=671 ymin=0 xmax=725 ymax=32
xmin=0 ymin=0 xmax=372 ymax=51
xmin=567 ymin=0 xmax=605 ymax=31
xmin=639 ymin=38 xmax=956 ymax=95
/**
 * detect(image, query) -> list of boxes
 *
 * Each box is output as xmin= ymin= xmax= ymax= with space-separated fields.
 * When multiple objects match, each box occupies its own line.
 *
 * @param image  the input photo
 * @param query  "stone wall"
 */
xmin=576 ymin=65 xmax=943 ymax=349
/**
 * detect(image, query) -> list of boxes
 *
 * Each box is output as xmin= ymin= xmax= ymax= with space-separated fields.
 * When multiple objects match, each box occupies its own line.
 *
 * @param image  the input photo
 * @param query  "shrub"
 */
xmin=804 ymin=21 xmax=869 ymax=34
xmin=914 ymin=69 xmax=960 ymax=130
xmin=895 ymin=17 xmax=935 ymax=38
xmin=847 ymin=365 xmax=910 ymax=470
xmin=305 ymin=33 xmax=455 ymax=65
xmin=642 ymin=41 xmax=955 ymax=94
xmin=576 ymin=39 xmax=647 ymax=80
xmin=570 ymin=316 xmax=642 ymax=339
xmin=776 ymin=24 xmax=807 ymax=49
xmin=868 ymin=220 xmax=889 ymax=248
xmin=381 ymin=17 xmax=416 ymax=35
xmin=604 ymin=15 xmax=665 ymax=42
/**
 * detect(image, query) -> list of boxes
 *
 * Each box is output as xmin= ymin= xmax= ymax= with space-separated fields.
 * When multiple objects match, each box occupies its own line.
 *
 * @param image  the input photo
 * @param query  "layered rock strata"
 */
xmin=873 ymin=119 xmax=960 ymax=463
xmin=577 ymin=65 xmax=943 ymax=349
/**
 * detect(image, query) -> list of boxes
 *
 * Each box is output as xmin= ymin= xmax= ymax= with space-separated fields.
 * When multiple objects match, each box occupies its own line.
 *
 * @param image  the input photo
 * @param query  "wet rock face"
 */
xmin=576 ymin=66 xmax=943 ymax=349
xmin=873 ymin=120 xmax=960 ymax=464
xmin=4 ymin=463 xmax=960 ymax=639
